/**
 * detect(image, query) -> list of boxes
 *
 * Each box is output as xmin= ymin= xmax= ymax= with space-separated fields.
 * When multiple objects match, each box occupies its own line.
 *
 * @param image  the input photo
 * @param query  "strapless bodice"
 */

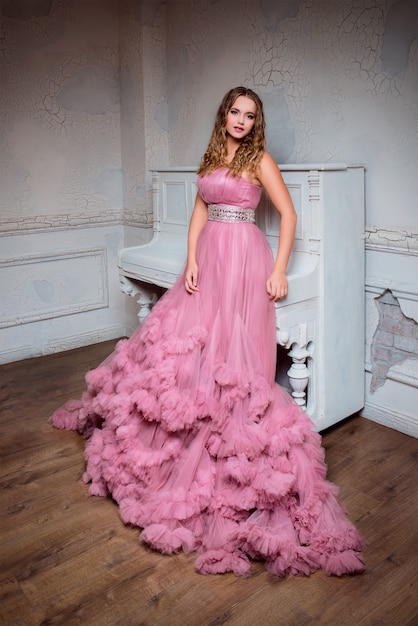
xmin=197 ymin=168 xmax=262 ymax=209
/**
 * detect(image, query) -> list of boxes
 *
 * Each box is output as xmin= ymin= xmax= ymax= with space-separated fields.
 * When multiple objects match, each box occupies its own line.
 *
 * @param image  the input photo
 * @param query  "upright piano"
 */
xmin=118 ymin=164 xmax=365 ymax=431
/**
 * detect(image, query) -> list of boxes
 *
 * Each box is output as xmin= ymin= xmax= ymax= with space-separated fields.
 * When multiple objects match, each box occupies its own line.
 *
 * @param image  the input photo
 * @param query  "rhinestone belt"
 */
xmin=207 ymin=204 xmax=256 ymax=224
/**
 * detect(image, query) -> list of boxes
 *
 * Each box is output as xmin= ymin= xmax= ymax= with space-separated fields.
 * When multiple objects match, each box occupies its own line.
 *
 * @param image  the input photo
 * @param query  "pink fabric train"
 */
xmin=50 ymin=168 xmax=365 ymax=577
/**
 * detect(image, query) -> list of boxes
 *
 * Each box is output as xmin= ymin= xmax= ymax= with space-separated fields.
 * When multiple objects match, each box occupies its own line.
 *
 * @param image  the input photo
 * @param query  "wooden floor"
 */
xmin=1 ymin=340 xmax=417 ymax=626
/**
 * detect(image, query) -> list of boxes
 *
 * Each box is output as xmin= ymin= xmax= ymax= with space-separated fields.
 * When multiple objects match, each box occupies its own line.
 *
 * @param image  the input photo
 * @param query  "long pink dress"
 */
xmin=50 ymin=168 xmax=365 ymax=577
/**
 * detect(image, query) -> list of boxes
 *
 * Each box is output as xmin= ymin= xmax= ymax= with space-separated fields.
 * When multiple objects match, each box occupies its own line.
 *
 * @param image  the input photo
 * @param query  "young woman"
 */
xmin=50 ymin=87 xmax=364 ymax=577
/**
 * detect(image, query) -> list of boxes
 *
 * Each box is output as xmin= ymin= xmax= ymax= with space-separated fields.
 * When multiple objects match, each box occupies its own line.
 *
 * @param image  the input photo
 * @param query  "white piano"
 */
xmin=118 ymin=164 xmax=365 ymax=431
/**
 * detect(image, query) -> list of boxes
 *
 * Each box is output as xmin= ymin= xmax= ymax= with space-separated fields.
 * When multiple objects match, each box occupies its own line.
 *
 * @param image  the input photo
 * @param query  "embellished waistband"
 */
xmin=207 ymin=204 xmax=256 ymax=224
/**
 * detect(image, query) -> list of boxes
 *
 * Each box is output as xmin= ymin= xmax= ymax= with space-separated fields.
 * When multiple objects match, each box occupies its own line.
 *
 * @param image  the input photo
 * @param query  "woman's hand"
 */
xmin=185 ymin=193 xmax=207 ymax=294
xmin=185 ymin=261 xmax=199 ymax=293
xmin=266 ymin=271 xmax=288 ymax=301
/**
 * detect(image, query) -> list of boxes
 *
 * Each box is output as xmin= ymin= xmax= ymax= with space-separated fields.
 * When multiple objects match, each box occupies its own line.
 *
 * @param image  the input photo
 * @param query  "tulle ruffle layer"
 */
xmin=50 ymin=220 xmax=364 ymax=577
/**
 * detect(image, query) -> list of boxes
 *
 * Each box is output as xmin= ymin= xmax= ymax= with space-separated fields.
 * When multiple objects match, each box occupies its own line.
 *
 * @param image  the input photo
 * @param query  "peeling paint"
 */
xmin=370 ymin=289 xmax=418 ymax=393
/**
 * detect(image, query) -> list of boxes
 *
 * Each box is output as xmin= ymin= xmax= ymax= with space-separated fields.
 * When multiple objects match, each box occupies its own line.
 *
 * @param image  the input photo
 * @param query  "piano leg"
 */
xmin=287 ymin=344 xmax=310 ymax=410
xmin=119 ymin=275 xmax=158 ymax=322
xmin=277 ymin=322 xmax=311 ymax=412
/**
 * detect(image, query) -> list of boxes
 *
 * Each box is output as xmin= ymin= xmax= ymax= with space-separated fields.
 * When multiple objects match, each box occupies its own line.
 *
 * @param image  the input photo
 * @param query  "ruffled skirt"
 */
xmin=50 ymin=220 xmax=365 ymax=577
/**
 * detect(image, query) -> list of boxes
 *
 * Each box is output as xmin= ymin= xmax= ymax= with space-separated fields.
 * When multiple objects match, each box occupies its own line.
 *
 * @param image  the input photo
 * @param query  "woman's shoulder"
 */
xmin=254 ymin=151 xmax=282 ymax=186
xmin=258 ymin=151 xmax=280 ymax=170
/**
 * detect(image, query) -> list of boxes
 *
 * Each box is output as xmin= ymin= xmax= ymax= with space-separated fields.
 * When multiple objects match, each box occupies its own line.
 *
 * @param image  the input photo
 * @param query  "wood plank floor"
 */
xmin=1 ymin=340 xmax=417 ymax=626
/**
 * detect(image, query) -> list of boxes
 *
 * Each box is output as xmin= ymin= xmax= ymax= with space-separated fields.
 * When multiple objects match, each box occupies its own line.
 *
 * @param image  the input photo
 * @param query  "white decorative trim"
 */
xmin=122 ymin=213 xmax=153 ymax=228
xmin=0 ymin=210 xmax=123 ymax=236
xmin=0 ymin=210 xmax=155 ymax=236
xmin=365 ymin=281 xmax=418 ymax=303
xmin=44 ymin=325 xmax=126 ymax=355
xmin=0 ymin=327 xmax=126 ymax=364
xmin=365 ymin=225 xmax=418 ymax=255
xmin=119 ymin=275 xmax=159 ymax=322
xmin=365 ymin=227 xmax=418 ymax=322
xmin=0 ymin=212 xmax=122 ymax=235
xmin=365 ymin=359 xmax=418 ymax=388
xmin=0 ymin=344 xmax=35 ymax=365
xmin=361 ymin=401 xmax=418 ymax=439
xmin=0 ymin=248 xmax=109 ymax=328
xmin=307 ymin=170 xmax=321 ymax=253
xmin=388 ymin=358 xmax=418 ymax=389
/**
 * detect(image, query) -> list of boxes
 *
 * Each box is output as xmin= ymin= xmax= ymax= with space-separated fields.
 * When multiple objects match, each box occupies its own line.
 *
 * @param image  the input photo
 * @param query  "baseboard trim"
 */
xmin=361 ymin=401 xmax=418 ymax=438
xmin=45 ymin=326 xmax=126 ymax=355
xmin=0 ymin=326 xmax=127 ymax=365
xmin=0 ymin=344 xmax=36 ymax=365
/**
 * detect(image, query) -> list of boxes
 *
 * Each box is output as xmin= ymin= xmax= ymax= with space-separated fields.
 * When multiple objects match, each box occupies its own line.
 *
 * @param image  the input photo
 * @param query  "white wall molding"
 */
xmin=361 ymin=401 xmax=418 ymax=439
xmin=364 ymin=225 xmax=418 ymax=437
xmin=365 ymin=282 xmax=418 ymax=309
xmin=0 ymin=210 xmax=153 ymax=236
xmin=0 ymin=211 xmax=123 ymax=236
xmin=0 ymin=344 xmax=35 ymax=364
xmin=44 ymin=325 xmax=126 ymax=355
xmin=0 ymin=222 xmax=128 ymax=364
xmin=365 ymin=225 xmax=418 ymax=255
xmin=0 ymin=248 xmax=108 ymax=328
xmin=122 ymin=210 xmax=153 ymax=228
xmin=0 ymin=326 xmax=126 ymax=365
xmin=365 ymin=225 xmax=418 ymax=323
xmin=388 ymin=358 xmax=418 ymax=389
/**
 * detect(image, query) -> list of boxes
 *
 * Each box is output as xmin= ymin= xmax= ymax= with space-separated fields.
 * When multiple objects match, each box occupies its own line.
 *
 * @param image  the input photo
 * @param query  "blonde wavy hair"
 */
xmin=197 ymin=86 xmax=266 ymax=178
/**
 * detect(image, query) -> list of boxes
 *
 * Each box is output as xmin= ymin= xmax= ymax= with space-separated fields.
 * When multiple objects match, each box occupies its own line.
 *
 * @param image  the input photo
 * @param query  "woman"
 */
xmin=50 ymin=87 xmax=364 ymax=577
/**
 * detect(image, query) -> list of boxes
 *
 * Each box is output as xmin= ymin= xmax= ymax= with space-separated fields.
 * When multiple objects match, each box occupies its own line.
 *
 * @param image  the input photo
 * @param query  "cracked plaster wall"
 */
xmin=0 ymin=0 xmax=417 ymax=433
xmin=1 ymin=0 xmax=416 ymax=232
xmin=156 ymin=0 xmax=417 ymax=231
xmin=0 ymin=0 xmax=130 ymax=363
xmin=1 ymin=0 xmax=124 ymax=219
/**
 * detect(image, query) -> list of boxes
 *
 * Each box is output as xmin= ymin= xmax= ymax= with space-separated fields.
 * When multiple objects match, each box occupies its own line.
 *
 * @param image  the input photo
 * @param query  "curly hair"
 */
xmin=197 ymin=86 xmax=266 ymax=178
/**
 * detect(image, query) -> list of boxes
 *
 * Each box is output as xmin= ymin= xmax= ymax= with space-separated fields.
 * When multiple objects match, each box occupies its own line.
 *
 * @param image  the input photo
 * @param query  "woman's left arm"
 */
xmin=257 ymin=152 xmax=297 ymax=301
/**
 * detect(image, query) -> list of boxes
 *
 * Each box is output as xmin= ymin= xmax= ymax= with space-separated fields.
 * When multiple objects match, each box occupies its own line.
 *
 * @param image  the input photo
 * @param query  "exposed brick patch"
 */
xmin=370 ymin=290 xmax=418 ymax=392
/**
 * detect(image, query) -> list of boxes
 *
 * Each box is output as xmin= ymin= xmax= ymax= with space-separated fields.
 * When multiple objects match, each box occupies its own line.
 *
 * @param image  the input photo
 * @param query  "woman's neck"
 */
xmin=225 ymin=135 xmax=241 ymax=163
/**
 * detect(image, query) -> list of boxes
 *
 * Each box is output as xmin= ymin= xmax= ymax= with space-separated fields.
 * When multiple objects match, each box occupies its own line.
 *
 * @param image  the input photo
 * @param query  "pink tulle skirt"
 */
xmin=50 ymin=220 xmax=365 ymax=577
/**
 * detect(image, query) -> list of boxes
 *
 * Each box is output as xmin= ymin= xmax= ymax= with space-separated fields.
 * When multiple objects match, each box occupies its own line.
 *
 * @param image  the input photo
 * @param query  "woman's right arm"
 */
xmin=185 ymin=193 xmax=208 ymax=293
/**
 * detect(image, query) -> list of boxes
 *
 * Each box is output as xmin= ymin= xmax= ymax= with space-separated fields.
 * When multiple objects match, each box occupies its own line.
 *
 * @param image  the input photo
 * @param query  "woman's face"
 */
xmin=225 ymin=95 xmax=256 ymax=140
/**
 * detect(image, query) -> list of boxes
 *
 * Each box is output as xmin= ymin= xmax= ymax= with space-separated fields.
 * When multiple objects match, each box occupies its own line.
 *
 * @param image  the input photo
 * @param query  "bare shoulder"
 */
xmin=260 ymin=150 xmax=277 ymax=169
xmin=257 ymin=151 xmax=284 ymax=185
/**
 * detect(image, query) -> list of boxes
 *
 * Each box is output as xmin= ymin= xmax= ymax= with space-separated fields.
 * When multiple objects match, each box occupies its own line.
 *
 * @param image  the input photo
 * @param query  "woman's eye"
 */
xmin=230 ymin=109 xmax=238 ymax=115
xmin=247 ymin=114 xmax=254 ymax=120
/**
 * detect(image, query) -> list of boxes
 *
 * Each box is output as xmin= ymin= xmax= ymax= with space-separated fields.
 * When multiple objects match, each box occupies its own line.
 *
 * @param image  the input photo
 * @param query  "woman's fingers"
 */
xmin=185 ymin=269 xmax=199 ymax=293
xmin=266 ymin=278 xmax=288 ymax=301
